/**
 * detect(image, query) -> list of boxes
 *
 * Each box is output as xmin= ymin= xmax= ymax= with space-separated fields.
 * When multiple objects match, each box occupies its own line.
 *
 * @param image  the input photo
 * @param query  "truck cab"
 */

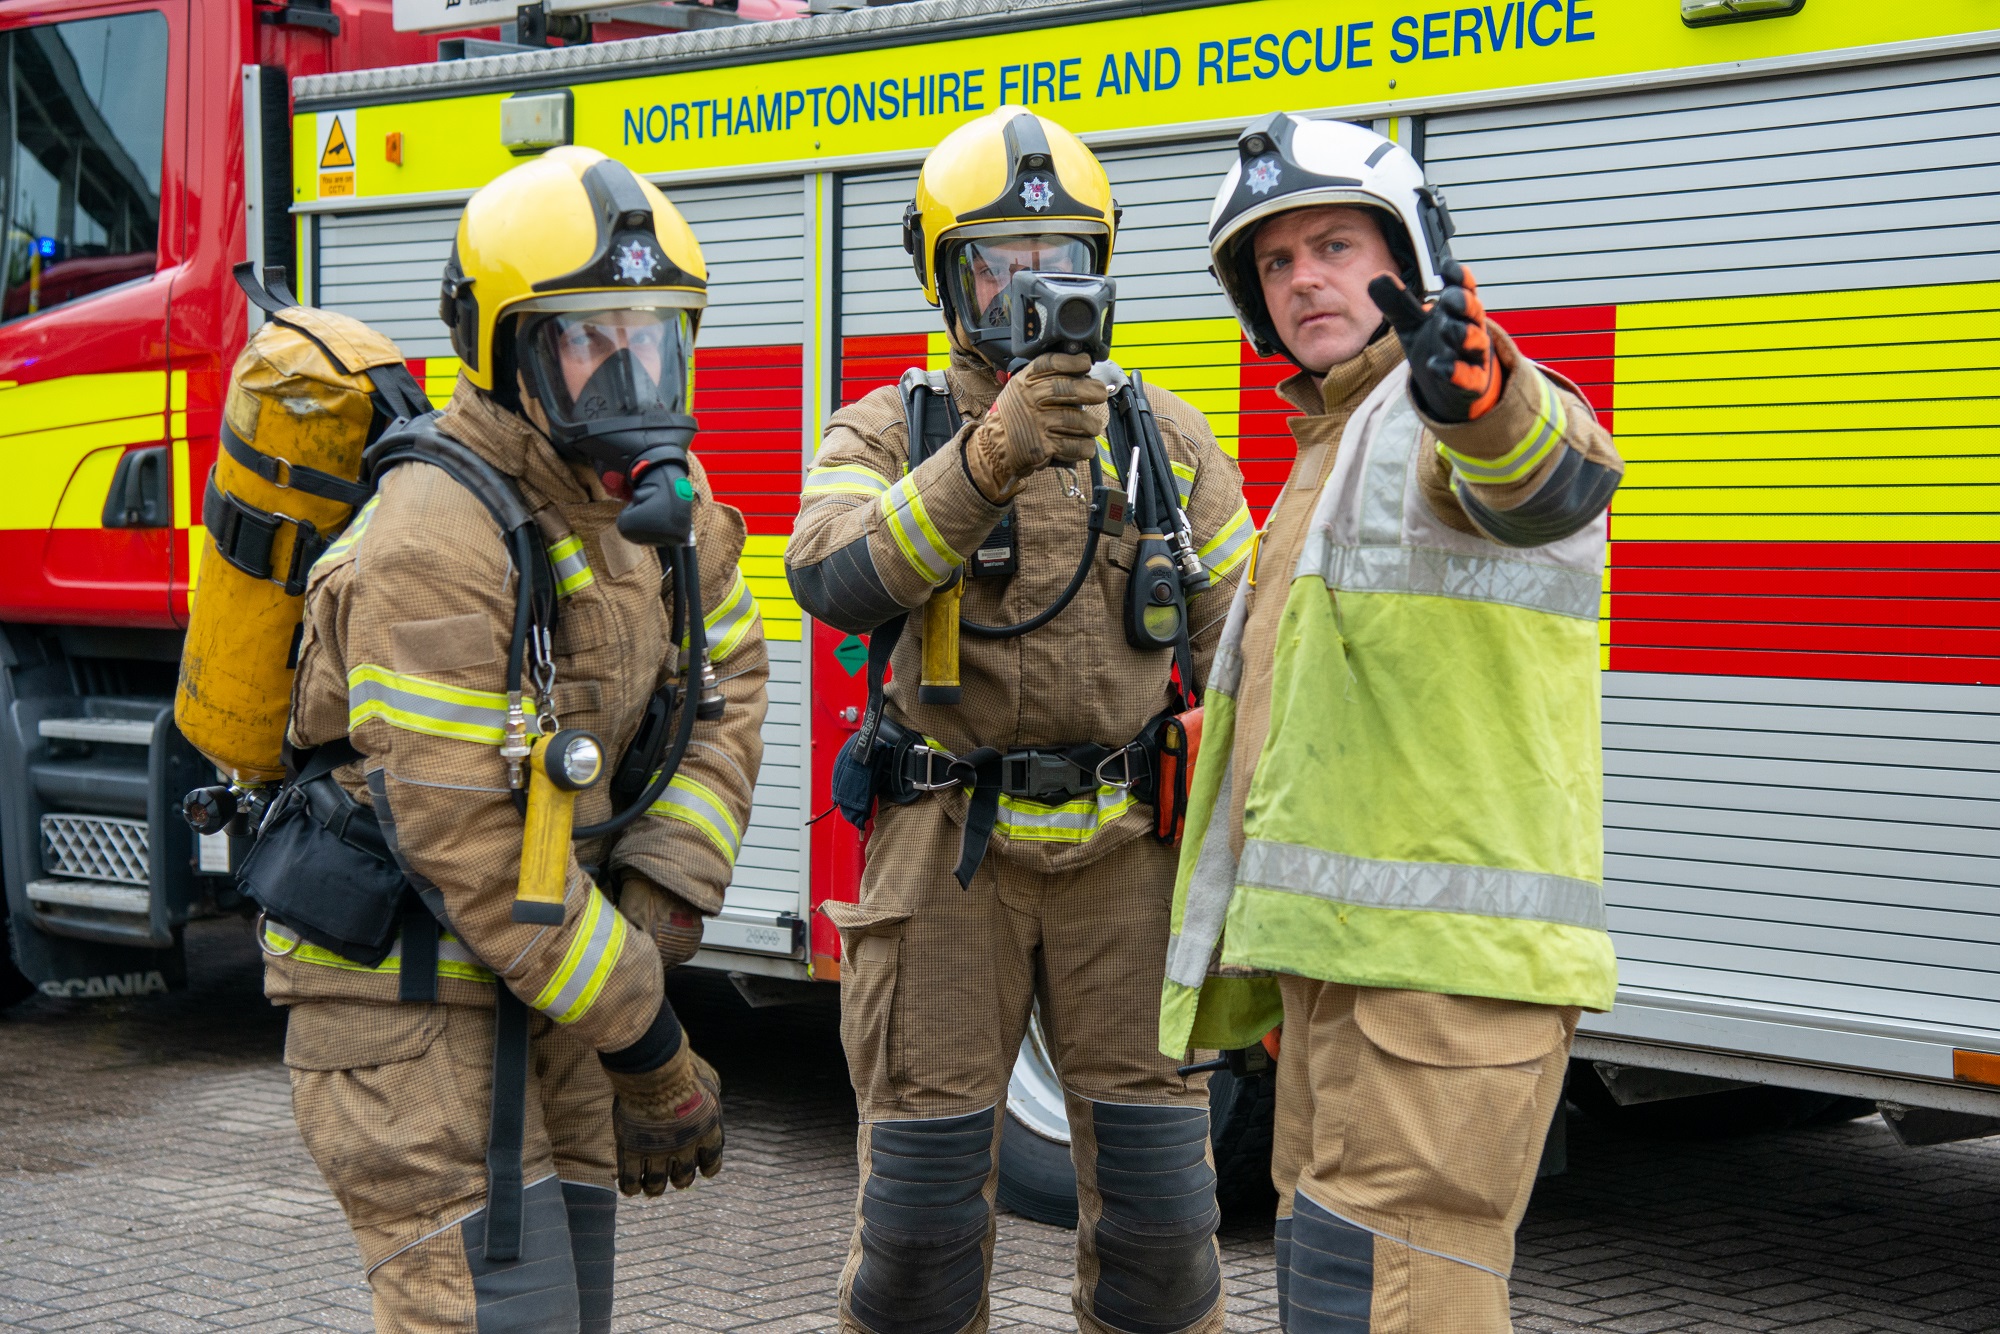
xmin=0 ymin=0 xmax=471 ymax=1000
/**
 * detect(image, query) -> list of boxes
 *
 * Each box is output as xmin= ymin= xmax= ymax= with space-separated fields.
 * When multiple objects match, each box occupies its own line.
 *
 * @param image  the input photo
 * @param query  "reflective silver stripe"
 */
xmin=1237 ymin=839 xmax=1607 ymax=931
xmin=1205 ymin=576 xmax=1253 ymax=699
xmin=549 ymin=535 xmax=594 ymax=597
xmin=995 ymin=787 xmax=1136 ymax=842
xmin=1165 ymin=764 xmax=1238 ymax=989
xmin=649 ymin=775 xmax=742 ymax=859
xmin=1310 ymin=543 xmax=1601 ymax=621
xmin=1171 ymin=461 xmax=1196 ymax=509
xmin=703 ymin=571 xmax=759 ymax=661
xmin=347 ymin=665 xmax=538 ymax=745
xmin=532 ymin=888 xmax=624 ymax=1023
xmin=1357 ymin=386 xmax=1420 ymax=547
xmin=804 ymin=463 xmax=890 ymax=497
xmin=314 ymin=495 xmax=381 ymax=571
xmin=1441 ymin=374 xmax=1565 ymax=487
xmin=879 ymin=474 xmax=957 ymax=584
xmin=1198 ymin=506 xmax=1255 ymax=584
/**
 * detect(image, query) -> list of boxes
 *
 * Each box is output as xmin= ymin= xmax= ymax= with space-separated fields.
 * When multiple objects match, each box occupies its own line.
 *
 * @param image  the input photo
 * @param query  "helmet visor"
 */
xmin=526 ymin=306 xmax=693 ymax=427
xmin=944 ymin=234 xmax=1096 ymax=333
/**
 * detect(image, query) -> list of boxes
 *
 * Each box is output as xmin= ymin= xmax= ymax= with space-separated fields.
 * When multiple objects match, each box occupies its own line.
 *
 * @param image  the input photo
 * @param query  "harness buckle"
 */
xmin=907 ymin=744 xmax=962 ymax=793
xmin=1094 ymin=743 xmax=1150 ymax=792
xmin=1001 ymin=750 xmax=1093 ymax=803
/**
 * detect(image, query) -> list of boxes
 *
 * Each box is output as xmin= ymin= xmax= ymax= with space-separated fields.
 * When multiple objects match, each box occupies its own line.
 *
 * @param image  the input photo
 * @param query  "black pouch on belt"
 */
xmin=831 ymin=614 xmax=924 ymax=830
xmin=236 ymin=739 xmax=410 ymax=965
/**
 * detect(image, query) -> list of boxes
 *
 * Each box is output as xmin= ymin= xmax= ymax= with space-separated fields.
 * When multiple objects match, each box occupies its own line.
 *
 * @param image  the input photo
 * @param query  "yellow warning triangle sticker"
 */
xmin=319 ymin=118 xmax=355 ymax=170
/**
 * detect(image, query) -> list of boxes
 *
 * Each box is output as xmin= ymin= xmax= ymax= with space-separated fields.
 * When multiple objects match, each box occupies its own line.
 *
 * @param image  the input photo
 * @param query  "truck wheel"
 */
xmin=997 ymin=1016 xmax=1278 ymax=1229
xmin=0 ymin=914 xmax=37 ymax=1009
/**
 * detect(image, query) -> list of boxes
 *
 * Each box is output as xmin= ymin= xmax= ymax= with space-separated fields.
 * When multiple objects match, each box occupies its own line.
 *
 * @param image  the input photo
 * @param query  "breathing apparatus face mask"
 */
xmin=517 ymin=304 xmax=697 ymax=494
xmin=943 ymin=233 xmax=1097 ymax=371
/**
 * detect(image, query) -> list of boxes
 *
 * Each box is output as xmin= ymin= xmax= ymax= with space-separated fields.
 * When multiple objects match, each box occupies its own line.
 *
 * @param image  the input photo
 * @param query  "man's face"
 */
xmin=548 ymin=308 xmax=672 ymax=401
xmin=1251 ymin=205 xmax=1400 ymax=374
xmin=952 ymin=234 xmax=1091 ymax=329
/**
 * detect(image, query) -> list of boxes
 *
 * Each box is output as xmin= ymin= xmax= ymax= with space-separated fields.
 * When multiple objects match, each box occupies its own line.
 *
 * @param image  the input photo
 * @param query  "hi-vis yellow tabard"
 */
xmin=1160 ymin=364 xmax=1617 ymax=1057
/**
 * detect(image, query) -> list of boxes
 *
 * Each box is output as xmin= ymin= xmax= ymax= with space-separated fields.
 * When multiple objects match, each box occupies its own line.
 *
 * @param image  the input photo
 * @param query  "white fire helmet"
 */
xmin=1208 ymin=113 xmax=1457 ymax=365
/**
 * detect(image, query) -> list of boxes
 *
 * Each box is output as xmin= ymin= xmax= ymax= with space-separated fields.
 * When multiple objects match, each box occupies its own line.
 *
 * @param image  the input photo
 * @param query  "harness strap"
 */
xmin=483 ymin=987 xmax=532 ymax=1262
xmin=952 ymin=748 xmax=1004 ymax=890
xmin=397 ymin=909 xmax=439 ymax=1004
xmin=220 ymin=423 xmax=372 ymax=506
xmin=203 ymin=474 xmax=329 ymax=597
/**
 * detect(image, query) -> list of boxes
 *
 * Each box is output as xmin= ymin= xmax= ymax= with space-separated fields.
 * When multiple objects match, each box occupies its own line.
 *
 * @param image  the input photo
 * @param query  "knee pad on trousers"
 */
xmin=562 ymin=1181 xmax=616 ymax=1334
xmin=1273 ymin=1216 xmax=1292 ymax=1328
xmin=459 ymin=1176 xmax=583 ymax=1333
xmin=1285 ymin=1194 xmax=1374 ymax=1333
xmin=849 ymin=1108 xmax=996 ymax=1334
xmin=1085 ymin=1101 xmax=1223 ymax=1334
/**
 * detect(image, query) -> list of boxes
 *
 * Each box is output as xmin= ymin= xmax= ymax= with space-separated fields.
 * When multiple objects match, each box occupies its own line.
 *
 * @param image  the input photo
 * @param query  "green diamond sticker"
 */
xmin=674 ymin=477 xmax=695 ymax=500
xmin=833 ymin=634 xmax=868 ymax=677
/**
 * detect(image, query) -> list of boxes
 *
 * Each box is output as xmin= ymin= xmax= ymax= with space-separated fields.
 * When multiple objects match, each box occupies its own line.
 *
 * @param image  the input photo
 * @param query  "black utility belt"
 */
xmin=894 ymin=735 xmax=1151 ymax=806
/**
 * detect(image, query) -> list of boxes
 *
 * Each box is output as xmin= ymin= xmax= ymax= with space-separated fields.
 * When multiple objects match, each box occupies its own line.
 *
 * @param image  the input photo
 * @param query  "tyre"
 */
xmin=996 ymin=1014 xmax=1278 ymax=1229
xmin=0 ymin=914 xmax=37 ymax=1009
xmin=1566 ymin=1059 xmax=1874 ymax=1138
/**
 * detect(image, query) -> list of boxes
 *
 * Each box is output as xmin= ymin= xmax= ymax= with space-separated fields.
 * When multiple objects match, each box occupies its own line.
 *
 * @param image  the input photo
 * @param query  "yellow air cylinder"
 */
xmin=175 ymin=309 xmax=413 ymax=783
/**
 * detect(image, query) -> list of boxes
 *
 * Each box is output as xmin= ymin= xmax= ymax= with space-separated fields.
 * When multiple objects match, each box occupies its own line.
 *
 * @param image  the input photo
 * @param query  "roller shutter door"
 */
xmin=312 ymin=182 xmax=811 ymax=942
xmin=313 ymin=206 xmax=459 ymax=359
xmin=1424 ymin=52 xmax=2000 ymax=1044
xmin=672 ymin=177 xmax=809 ymax=930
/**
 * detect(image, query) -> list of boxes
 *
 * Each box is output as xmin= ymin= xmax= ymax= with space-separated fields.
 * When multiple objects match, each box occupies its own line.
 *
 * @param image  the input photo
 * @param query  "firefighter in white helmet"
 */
xmin=787 ymin=106 xmax=1255 ymax=1334
xmin=1160 ymin=113 xmax=1624 ymax=1332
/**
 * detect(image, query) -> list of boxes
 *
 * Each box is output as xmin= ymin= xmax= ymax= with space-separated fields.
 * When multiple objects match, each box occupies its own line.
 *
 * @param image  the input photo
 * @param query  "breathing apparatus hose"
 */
xmin=572 ymin=542 xmax=706 ymax=841
xmin=958 ymin=452 xmax=1108 ymax=639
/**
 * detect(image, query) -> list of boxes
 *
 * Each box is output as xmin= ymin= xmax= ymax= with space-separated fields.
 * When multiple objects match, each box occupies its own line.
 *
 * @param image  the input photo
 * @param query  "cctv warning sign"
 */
xmin=317 ymin=110 xmax=357 ymax=198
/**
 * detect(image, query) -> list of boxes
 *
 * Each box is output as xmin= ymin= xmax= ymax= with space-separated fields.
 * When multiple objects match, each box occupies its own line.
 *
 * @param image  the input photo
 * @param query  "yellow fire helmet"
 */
xmin=440 ymin=145 xmax=707 ymax=395
xmin=902 ymin=106 xmax=1117 ymax=345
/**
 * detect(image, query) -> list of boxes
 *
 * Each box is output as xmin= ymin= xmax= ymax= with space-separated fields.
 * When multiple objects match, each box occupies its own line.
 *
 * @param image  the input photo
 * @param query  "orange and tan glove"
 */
xmin=619 ymin=876 xmax=706 ymax=970
xmin=1368 ymin=258 xmax=1504 ymax=423
xmin=605 ymin=1035 xmax=724 ymax=1195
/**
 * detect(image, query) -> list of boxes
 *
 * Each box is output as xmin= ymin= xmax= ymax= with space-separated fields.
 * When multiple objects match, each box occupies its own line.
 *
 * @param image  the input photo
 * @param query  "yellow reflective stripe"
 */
xmin=531 ymin=888 xmax=629 ymax=1025
xmin=648 ymin=773 xmax=743 ymax=862
xmin=702 ymin=570 xmax=760 ymax=661
xmin=1438 ymin=373 xmax=1566 ymax=487
xmin=879 ymin=474 xmax=957 ymax=584
xmin=261 ymin=920 xmax=495 ymax=982
xmin=347 ymin=664 xmax=535 ymax=745
xmin=315 ymin=494 xmax=381 ymax=571
xmin=1198 ymin=504 xmax=1256 ymax=585
xmin=803 ymin=463 xmax=891 ymax=497
xmin=994 ymin=787 xmax=1139 ymax=844
xmin=549 ymin=534 xmax=595 ymax=597
xmin=1170 ymin=460 xmax=1196 ymax=509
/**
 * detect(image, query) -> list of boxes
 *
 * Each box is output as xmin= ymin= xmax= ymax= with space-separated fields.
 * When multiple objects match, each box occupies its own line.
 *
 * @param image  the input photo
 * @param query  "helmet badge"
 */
xmin=1245 ymin=156 xmax=1283 ymax=196
xmin=615 ymin=239 xmax=661 ymax=284
xmin=1019 ymin=177 xmax=1054 ymax=212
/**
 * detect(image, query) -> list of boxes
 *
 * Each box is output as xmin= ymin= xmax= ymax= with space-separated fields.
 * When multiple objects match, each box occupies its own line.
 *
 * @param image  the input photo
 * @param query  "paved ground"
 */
xmin=2 ymin=919 xmax=1999 ymax=1332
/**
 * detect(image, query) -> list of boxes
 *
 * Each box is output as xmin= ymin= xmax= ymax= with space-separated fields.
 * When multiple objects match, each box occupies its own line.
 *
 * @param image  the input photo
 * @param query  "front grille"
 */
xmin=41 ymin=814 xmax=150 ymax=886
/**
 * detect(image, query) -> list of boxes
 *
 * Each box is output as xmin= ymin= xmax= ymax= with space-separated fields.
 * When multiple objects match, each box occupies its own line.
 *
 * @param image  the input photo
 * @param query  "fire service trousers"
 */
xmin=1269 ymin=977 xmax=1577 ymax=1333
xmin=823 ymin=797 xmax=1227 ymax=1334
xmin=285 ymin=999 xmax=619 ymax=1334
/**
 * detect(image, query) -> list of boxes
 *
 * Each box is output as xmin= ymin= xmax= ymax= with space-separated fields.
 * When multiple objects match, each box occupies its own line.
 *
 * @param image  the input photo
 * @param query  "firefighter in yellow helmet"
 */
xmin=267 ymin=147 xmax=768 ymax=1332
xmin=787 ymin=107 xmax=1255 ymax=1334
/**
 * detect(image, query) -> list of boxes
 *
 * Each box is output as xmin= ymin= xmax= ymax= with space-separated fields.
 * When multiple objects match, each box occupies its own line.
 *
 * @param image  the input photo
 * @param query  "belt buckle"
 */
xmin=1004 ymin=751 xmax=1085 ymax=803
xmin=908 ymin=744 xmax=961 ymax=793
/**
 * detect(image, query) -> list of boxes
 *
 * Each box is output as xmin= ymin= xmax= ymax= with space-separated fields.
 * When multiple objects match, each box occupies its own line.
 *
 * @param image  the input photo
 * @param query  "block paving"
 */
xmin=1 ymin=918 xmax=1997 ymax=1331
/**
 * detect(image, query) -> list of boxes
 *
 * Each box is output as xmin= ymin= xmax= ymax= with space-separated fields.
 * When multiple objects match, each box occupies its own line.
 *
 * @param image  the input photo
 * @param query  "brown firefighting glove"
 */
xmin=606 ymin=1035 xmax=724 ymax=1195
xmin=619 ymin=876 xmax=706 ymax=970
xmin=966 ymin=351 xmax=1109 ymax=501
xmin=1368 ymin=258 xmax=1504 ymax=423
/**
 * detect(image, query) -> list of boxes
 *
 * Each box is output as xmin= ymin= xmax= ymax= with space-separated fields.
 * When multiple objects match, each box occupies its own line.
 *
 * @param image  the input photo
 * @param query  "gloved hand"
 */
xmin=619 ymin=876 xmax=706 ymax=970
xmin=616 ymin=457 xmax=695 ymax=548
xmin=1368 ymin=258 xmax=1504 ymax=423
xmin=606 ymin=1035 xmax=724 ymax=1195
xmin=967 ymin=351 xmax=1109 ymax=501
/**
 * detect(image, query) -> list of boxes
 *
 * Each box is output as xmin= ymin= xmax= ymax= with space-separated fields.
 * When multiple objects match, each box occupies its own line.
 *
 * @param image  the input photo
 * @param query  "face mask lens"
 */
xmin=946 ymin=235 xmax=1094 ymax=333
xmin=530 ymin=308 xmax=690 ymax=425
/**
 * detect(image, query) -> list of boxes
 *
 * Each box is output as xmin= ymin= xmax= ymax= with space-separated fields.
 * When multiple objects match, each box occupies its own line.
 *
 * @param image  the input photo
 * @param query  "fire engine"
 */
xmin=8 ymin=0 xmax=2000 ymax=1214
